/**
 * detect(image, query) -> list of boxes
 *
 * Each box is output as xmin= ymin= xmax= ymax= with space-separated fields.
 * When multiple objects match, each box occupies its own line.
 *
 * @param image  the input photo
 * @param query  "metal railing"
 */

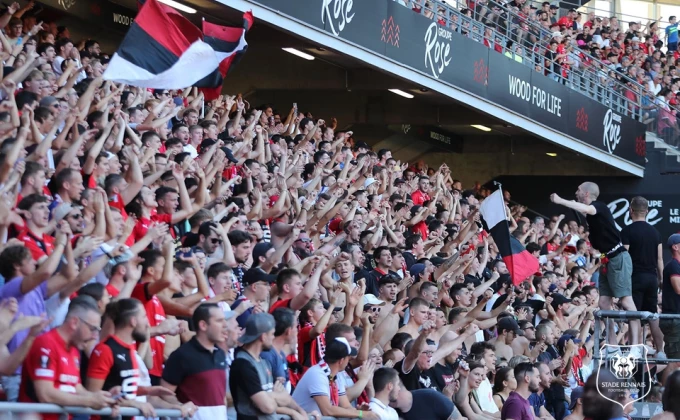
xmin=0 ymin=403 xmax=184 ymax=419
xmin=0 ymin=403 xmax=340 ymax=420
xmin=408 ymin=0 xmax=678 ymax=145
xmin=593 ymin=309 xmax=680 ymax=364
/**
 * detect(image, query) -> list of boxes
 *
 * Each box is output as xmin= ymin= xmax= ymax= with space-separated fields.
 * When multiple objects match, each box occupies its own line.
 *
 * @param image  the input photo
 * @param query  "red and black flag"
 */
xmin=480 ymin=189 xmax=539 ymax=285
xmin=195 ymin=12 xmax=253 ymax=101
xmin=103 ymin=0 xmax=219 ymax=88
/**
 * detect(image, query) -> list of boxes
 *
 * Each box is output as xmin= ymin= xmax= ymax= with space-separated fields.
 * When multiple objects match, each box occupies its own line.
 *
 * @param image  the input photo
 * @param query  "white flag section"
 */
xmin=103 ymin=41 xmax=220 ymax=89
xmin=479 ymin=189 xmax=506 ymax=229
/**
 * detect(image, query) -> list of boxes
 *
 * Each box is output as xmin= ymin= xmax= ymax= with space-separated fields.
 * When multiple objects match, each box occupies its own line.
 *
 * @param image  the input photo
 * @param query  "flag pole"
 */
xmin=493 ymin=181 xmax=509 ymax=220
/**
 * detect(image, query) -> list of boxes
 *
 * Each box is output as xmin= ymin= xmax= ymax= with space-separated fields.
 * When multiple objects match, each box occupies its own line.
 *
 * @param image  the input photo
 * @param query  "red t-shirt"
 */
xmin=131 ymin=213 xmax=173 ymax=242
xmin=298 ymin=324 xmax=325 ymax=371
xmin=132 ymin=283 xmax=166 ymax=378
xmin=411 ymin=190 xmax=430 ymax=206
xmin=20 ymin=329 xmax=81 ymax=420
xmin=88 ymin=335 xmax=140 ymax=399
xmin=106 ymin=284 xmax=120 ymax=298
xmin=17 ymin=228 xmax=55 ymax=261
xmin=269 ymin=298 xmax=292 ymax=314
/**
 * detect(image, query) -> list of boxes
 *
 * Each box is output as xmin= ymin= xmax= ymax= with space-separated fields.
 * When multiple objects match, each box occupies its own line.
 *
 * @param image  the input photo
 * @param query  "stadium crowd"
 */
xmin=0 ymin=1 xmax=678 ymax=420
xmin=400 ymin=0 xmax=680 ymax=145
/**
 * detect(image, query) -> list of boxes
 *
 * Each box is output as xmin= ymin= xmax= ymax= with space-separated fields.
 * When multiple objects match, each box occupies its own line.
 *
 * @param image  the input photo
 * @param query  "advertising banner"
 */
xmin=251 ymin=0 xmax=645 ymax=167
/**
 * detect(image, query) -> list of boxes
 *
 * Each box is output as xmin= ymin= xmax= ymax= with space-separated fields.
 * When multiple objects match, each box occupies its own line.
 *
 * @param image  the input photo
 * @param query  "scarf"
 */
xmin=320 ymin=362 xmax=339 ymax=406
xmin=345 ymin=364 xmax=370 ymax=406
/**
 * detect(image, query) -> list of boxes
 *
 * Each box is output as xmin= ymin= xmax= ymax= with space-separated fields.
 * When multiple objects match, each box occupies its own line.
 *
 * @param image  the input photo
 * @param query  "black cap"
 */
xmin=354 ymin=141 xmax=370 ymax=151
xmin=220 ymin=146 xmax=239 ymax=164
xmin=550 ymin=293 xmax=572 ymax=309
xmin=325 ymin=337 xmax=358 ymax=361
xmin=498 ymin=317 xmax=524 ymax=336
xmin=322 ymin=301 xmax=344 ymax=312
xmin=242 ymin=268 xmax=277 ymax=287
xmin=394 ymin=178 xmax=406 ymax=185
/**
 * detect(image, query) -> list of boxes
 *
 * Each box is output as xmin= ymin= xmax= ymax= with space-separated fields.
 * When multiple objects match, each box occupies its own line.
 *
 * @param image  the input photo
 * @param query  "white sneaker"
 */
xmin=606 ymin=347 xmax=623 ymax=359
xmin=628 ymin=346 xmax=643 ymax=361
xmin=655 ymin=351 xmax=667 ymax=360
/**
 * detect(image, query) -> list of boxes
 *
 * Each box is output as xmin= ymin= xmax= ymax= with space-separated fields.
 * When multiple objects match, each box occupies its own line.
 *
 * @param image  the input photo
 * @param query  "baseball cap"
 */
xmin=557 ymin=334 xmax=582 ymax=353
xmin=410 ymin=263 xmax=426 ymax=279
xmin=242 ymin=268 xmax=277 ymax=287
xmin=569 ymin=387 xmax=584 ymax=410
xmin=39 ymin=96 xmax=58 ymax=108
xmin=252 ymin=242 xmax=275 ymax=266
xmin=224 ymin=310 xmax=237 ymax=321
xmin=239 ymin=313 xmax=276 ymax=344
xmin=552 ymin=32 xmax=562 ymax=38
xmin=394 ymin=178 xmax=406 ymax=186
xmin=53 ymin=203 xmax=82 ymax=222
xmin=323 ymin=301 xmax=344 ymax=312
xmin=364 ymin=178 xmax=377 ymax=188
xmin=668 ymin=233 xmax=680 ymax=248
xmin=497 ymin=317 xmax=524 ymax=336
xmin=325 ymin=337 xmax=358 ymax=361
xmin=550 ymin=4 xmax=558 ymax=8
xmin=364 ymin=294 xmax=385 ymax=306
xmin=550 ymin=293 xmax=572 ymax=309
xmin=354 ymin=141 xmax=370 ymax=151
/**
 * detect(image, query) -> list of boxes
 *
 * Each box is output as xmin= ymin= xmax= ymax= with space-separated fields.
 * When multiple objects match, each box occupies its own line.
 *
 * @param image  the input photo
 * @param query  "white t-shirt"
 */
xmin=292 ymin=362 xmax=347 ymax=413
xmin=475 ymin=378 xmax=499 ymax=413
xmin=369 ymin=398 xmax=400 ymax=420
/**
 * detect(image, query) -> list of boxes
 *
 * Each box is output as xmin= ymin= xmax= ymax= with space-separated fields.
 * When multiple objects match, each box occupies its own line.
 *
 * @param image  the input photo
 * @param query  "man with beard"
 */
xmin=231 ymin=313 xmax=309 ymax=420
xmin=501 ymin=362 xmax=540 ymax=420
xmin=161 ymin=304 xmax=228 ymax=419
xmin=87 ymin=298 xmax=158 ymax=417
xmin=370 ymin=367 xmax=401 ymax=420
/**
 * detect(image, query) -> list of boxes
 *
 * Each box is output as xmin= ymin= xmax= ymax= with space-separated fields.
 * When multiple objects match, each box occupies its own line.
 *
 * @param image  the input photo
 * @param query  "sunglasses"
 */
xmin=211 ymin=238 xmax=223 ymax=245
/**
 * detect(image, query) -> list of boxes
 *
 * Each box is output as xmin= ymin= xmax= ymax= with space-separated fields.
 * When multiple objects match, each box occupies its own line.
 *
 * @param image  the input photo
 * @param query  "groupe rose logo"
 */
xmin=322 ymin=0 xmax=355 ymax=37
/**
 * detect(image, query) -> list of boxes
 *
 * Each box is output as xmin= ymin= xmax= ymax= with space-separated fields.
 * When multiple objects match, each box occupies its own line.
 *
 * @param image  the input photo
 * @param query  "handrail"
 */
xmin=418 ymin=0 xmax=645 ymax=121
xmin=593 ymin=310 xmax=680 ymax=364
xmin=0 ymin=403 xmax=184 ymax=417
xmin=0 ymin=403 xmax=341 ymax=420
xmin=558 ymin=0 xmax=673 ymax=28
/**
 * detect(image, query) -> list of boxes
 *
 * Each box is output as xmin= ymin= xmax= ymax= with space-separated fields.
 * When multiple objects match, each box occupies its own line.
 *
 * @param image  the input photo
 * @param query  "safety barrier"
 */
xmin=0 ymin=403 xmax=342 ymax=420
xmin=593 ymin=309 xmax=680 ymax=364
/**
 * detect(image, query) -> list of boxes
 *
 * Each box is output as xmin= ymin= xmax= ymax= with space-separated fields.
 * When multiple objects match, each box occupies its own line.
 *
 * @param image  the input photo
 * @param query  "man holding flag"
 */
xmin=550 ymin=182 xmax=641 ymax=357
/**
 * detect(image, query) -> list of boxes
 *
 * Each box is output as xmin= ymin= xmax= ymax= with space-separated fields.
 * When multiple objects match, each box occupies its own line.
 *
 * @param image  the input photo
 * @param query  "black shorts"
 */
xmin=150 ymin=374 xmax=161 ymax=386
xmin=632 ymin=272 xmax=658 ymax=313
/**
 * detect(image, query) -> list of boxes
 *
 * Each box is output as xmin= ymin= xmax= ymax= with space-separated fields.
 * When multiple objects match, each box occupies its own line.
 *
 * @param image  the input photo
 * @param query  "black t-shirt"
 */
xmin=399 ymin=389 xmax=454 ymax=420
xmin=662 ymin=259 xmax=680 ymax=314
xmin=620 ymin=221 xmax=661 ymax=276
xmin=428 ymin=362 xmax=456 ymax=392
xmin=585 ymin=201 xmax=621 ymax=253
xmin=229 ymin=350 xmax=272 ymax=420
xmin=545 ymin=50 xmax=560 ymax=74
xmin=396 ymin=359 xmax=434 ymax=391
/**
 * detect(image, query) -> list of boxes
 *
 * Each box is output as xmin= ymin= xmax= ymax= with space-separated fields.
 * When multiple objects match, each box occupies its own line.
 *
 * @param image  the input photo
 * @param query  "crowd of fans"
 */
xmin=0 ymin=1 xmax=678 ymax=420
xmin=399 ymin=0 xmax=680 ymax=145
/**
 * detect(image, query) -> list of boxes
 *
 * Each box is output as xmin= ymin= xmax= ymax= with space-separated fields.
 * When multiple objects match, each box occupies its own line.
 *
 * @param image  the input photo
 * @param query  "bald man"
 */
xmin=550 ymin=182 xmax=641 ymax=356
